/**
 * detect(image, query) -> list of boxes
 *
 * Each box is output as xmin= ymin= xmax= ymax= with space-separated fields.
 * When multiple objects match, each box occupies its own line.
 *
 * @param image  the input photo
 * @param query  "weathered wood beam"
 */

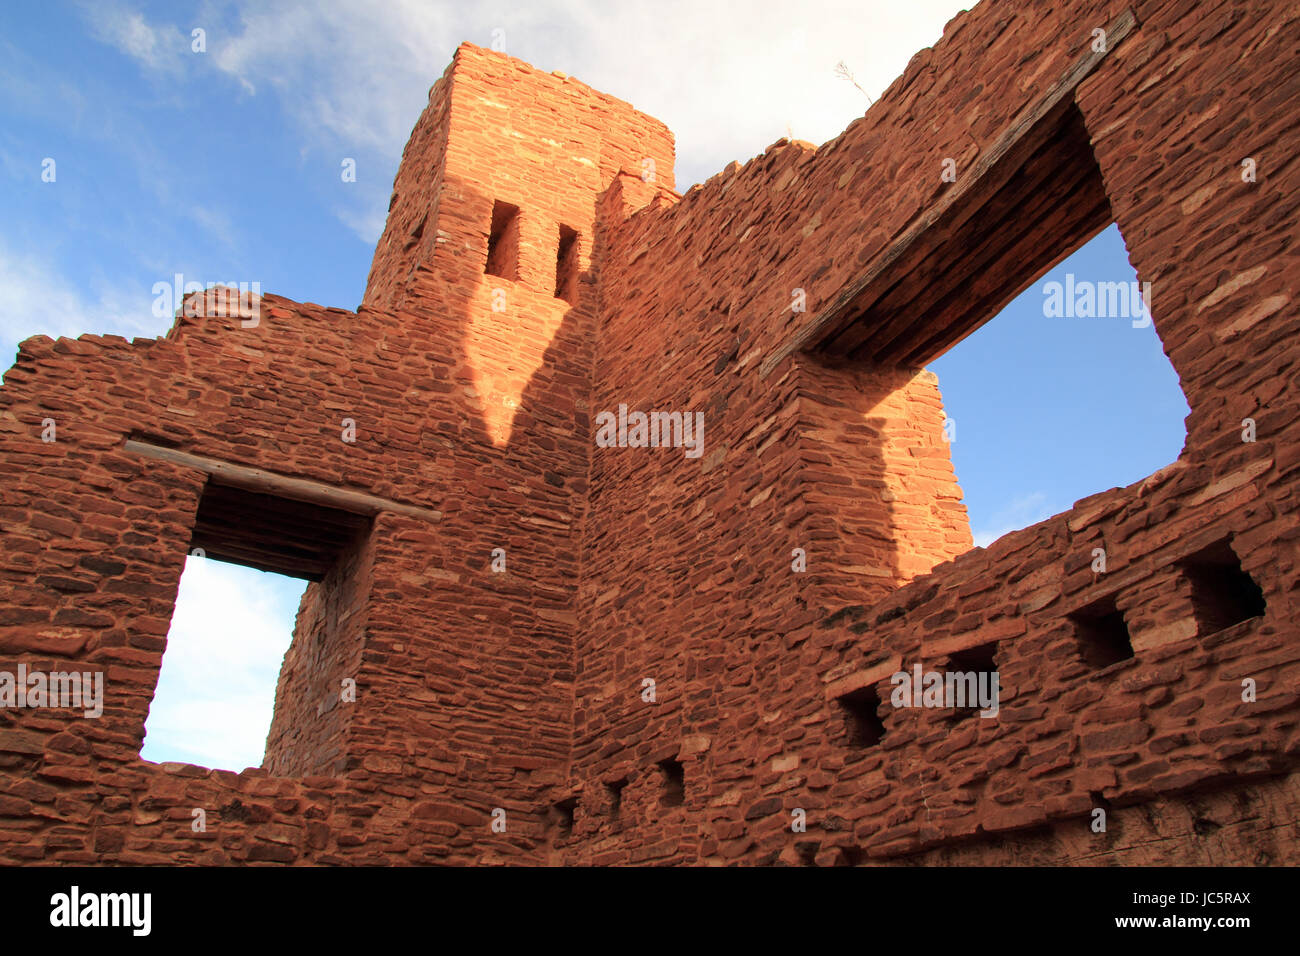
xmin=863 ymin=125 xmax=1108 ymax=364
xmin=758 ymin=7 xmax=1137 ymax=379
xmin=892 ymin=169 xmax=1112 ymax=366
xmin=123 ymin=439 xmax=443 ymax=523
xmin=823 ymin=117 xmax=1081 ymax=359
xmin=186 ymin=536 xmax=334 ymax=581
xmin=193 ymin=500 xmax=364 ymax=553
xmin=818 ymin=102 xmax=1074 ymax=359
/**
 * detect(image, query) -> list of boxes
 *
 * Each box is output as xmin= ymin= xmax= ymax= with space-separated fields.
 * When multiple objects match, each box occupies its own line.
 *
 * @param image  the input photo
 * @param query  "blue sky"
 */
xmin=933 ymin=224 xmax=1190 ymax=545
xmin=0 ymin=1 xmax=1189 ymax=770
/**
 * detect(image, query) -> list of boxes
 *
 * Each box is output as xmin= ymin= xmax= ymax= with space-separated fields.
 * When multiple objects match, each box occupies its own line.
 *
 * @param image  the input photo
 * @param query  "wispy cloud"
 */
xmin=0 ymin=242 xmax=164 ymax=364
xmin=971 ymin=491 xmax=1053 ymax=548
xmin=73 ymin=1 xmax=969 ymax=245
xmin=83 ymin=3 xmax=190 ymax=74
xmin=207 ymin=0 xmax=968 ymax=236
xmin=210 ymin=0 xmax=448 ymax=154
xmin=334 ymin=202 xmax=388 ymax=246
xmin=186 ymin=204 xmax=238 ymax=249
xmin=203 ymin=0 xmax=970 ymax=176
xmin=0 ymin=37 xmax=88 ymax=125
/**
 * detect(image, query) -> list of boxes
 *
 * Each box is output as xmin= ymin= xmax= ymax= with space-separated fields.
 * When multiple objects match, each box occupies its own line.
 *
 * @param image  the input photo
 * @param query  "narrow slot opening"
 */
xmin=943 ymin=642 xmax=999 ymax=720
xmin=486 ymin=200 xmax=521 ymax=280
xmin=1069 ymin=595 xmax=1134 ymax=669
xmin=555 ymin=224 xmax=580 ymax=301
xmin=837 ymin=685 xmax=886 ymax=748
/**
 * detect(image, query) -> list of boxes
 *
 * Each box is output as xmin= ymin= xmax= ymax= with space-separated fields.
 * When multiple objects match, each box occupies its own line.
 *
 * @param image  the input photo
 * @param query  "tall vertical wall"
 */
xmin=268 ymin=42 xmax=677 ymax=828
xmin=557 ymin=0 xmax=1300 ymax=864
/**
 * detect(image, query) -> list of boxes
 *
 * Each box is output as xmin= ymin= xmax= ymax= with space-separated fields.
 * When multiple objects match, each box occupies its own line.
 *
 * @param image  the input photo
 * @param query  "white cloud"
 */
xmin=204 ymin=0 xmax=969 ymax=229
xmin=334 ymin=201 xmax=389 ymax=246
xmin=208 ymin=0 xmax=969 ymax=166
xmin=77 ymin=1 xmax=970 ymax=246
xmin=141 ymin=556 xmax=307 ymax=771
xmin=551 ymin=0 xmax=971 ymax=187
xmin=186 ymin=204 xmax=238 ymax=249
xmin=84 ymin=4 xmax=189 ymax=74
xmin=0 ymin=242 xmax=165 ymax=365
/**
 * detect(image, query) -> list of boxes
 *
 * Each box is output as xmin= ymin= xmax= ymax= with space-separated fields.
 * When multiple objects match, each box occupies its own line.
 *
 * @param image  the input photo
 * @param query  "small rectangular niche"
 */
xmin=1069 ymin=595 xmax=1134 ymax=669
xmin=551 ymin=796 xmax=578 ymax=838
xmin=837 ymin=685 xmax=885 ymax=748
xmin=657 ymin=758 xmax=685 ymax=808
xmin=1179 ymin=538 xmax=1266 ymax=637
xmin=403 ymin=211 xmax=426 ymax=252
xmin=486 ymin=200 xmax=521 ymax=280
xmin=944 ymin=642 xmax=999 ymax=720
xmin=554 ymin=224 xmax=580 ymax=301
xmin=606 ymin=777 xmax=628 ymax=821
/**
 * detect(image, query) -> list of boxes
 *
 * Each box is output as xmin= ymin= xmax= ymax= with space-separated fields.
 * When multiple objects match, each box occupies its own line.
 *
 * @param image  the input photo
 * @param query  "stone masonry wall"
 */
xmin=1 ymin=0 xmax=1298 ymax=866
xmin=0 ymin=44 xmax=677 ymax=863
xmin=558 ymin=0 xmax=1300 ymax=864
xmin=263 ymin=523 xmax=376 ymax=778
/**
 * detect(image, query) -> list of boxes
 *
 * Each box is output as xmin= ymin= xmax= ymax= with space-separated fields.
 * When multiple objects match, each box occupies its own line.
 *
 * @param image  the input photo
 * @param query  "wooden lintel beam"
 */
xmin=189 ymin=535 xmax=332 ymax=572
xmin=124 ymin=440 xmax=443 ymax=523
xmin=891 ymin=183 xmax=1112 ymax=367
xmin=758 ymin=7 xmax=1137 ymax=379
xmin=827 ymin=117 xmax=1085 ymax=360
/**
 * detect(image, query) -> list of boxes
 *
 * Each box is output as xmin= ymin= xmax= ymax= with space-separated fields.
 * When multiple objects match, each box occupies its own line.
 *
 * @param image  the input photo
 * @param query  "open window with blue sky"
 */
xmin=930 ymin=222 xmax=1189 ymax=547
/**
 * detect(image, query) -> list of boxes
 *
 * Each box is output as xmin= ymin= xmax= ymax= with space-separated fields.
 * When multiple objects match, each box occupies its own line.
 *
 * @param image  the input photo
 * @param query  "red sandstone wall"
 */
xmin=0 ymin=296 xmax=514 ymax=861
xmin=558 ymin=0 xmax=1300 ymax=864
xmin=362 ymin=66 xmax=454 ymax=315
xmin=329 ymin=42 xmax=677 ymax=807
xmin=1 ymin=1 xmax=1297 ymax=867
xmin=263 ymin=524 xmax=376 ymax=778
xmin=0 ymin=41 xmax=681 ymax=863
xmin=366 ymin=42 xmax=675 ymax=318
xmin=796 ymin=452 xmax=1299 ymax=863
